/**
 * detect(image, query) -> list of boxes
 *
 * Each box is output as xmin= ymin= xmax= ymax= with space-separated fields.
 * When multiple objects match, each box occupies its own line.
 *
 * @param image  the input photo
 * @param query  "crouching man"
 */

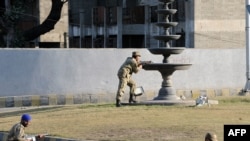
xmin=7 ymin=113 xmax=44 ymax=141
xmin=116 ymin=51 xmax=143 ymax=107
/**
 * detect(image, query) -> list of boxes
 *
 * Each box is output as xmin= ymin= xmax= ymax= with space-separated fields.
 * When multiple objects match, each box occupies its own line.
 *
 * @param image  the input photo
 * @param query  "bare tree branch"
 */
xmin=22 ymin=0 xmax=67 ymax=41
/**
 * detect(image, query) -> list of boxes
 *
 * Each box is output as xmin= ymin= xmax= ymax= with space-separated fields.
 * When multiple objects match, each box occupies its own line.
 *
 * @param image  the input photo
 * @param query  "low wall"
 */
xmin=0 ymin=131 xmax=78 ymax=141
xmin=0 ymin=48 xmax=246 ymax=104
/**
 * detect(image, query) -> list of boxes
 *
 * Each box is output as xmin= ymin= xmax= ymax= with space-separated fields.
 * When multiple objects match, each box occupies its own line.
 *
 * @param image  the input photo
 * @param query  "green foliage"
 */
xmin=11 ymin=29 xmax=25 ymax=47
xmin=3 ymin=0 xmax=24 ymax=27
xmin=1 ymin=0 xmax=27 ymax=47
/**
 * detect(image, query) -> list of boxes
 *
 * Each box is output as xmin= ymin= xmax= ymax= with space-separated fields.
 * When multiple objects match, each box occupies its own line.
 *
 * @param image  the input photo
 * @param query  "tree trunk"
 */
xmin=22 ymin=0 xmax=65 ymax=41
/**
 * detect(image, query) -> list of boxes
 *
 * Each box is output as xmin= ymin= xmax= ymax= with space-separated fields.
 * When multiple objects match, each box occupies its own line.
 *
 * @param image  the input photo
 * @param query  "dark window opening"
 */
xmin=123 ymin=35 xmax=144 ymax=48
xmin=39 ymin=42 xmax=60 ymax=48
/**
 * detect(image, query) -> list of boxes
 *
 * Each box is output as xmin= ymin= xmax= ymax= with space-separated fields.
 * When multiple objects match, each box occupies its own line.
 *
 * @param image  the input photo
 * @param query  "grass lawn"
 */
xmin=1 ymin=96 xmax=250 ymax=141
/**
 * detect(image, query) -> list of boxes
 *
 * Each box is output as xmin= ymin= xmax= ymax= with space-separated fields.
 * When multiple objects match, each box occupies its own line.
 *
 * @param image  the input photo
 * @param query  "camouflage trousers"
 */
xmin=116 ymin=76 xmax=136 ymax=101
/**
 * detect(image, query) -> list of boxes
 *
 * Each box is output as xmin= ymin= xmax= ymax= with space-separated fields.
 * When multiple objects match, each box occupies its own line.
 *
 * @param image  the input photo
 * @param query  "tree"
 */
xmin=0 ymin=0 xmax=24 ymax=47
xmin=0 ymin=0 xmax=68 ymax=47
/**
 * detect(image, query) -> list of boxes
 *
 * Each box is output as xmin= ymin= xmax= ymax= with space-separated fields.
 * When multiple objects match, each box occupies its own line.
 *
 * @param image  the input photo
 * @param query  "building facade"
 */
xmin=33 ymin=0 xmax=245 ymax=48
xmin=67 ymin=0 xmax=186 ymax=48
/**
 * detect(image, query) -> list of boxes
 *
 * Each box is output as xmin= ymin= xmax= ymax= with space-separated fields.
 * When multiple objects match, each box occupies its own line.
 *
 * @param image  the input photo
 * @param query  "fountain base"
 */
xmin=121 ymin=99 xmax=218 ymax=106
xmin=154 ymin=86 xmax=179 ymax=100
xmin=140 ymin=99 xmax=196 ymax=106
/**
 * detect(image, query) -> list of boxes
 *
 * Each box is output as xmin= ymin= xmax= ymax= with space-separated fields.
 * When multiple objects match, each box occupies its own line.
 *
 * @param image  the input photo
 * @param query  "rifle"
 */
xmin=139 ymin=61 xmax=152 ymax=66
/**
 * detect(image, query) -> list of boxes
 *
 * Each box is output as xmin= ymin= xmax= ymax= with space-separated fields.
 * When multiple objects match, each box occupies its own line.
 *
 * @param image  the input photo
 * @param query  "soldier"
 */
xmin=205 ymin=132 xmax=218 ymax=141
xmin=7 ymin=113 xmax=44 ymax=141
xmin=116 ymin=51 xmax=143 ymax=107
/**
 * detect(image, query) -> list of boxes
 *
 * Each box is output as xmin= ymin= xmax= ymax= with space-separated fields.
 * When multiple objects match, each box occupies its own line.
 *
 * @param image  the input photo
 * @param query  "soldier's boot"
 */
xmin=116 ymin=99 xmax=122 ymax=107
xmin=129 ymin=94 xmax=137 ymax=104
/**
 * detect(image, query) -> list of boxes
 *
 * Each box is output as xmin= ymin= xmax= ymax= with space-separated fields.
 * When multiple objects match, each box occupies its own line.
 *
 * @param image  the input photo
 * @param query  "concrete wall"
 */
xmin=0 ymin=48 xmax=246 ymax=100
xmin=193 ymin=0 xmax=245 ymax=48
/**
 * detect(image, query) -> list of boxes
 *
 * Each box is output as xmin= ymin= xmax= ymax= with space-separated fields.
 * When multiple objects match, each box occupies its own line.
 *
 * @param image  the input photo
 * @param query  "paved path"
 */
xmin=0 ymin=105 xmax=63 ymax=114
xmin=0 ymin=107 xmax=35 ymax=113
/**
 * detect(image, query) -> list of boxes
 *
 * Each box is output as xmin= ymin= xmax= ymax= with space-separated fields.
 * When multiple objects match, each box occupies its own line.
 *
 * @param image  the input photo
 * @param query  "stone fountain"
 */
xmin=142 ymin=0 xmax=192 ymax=104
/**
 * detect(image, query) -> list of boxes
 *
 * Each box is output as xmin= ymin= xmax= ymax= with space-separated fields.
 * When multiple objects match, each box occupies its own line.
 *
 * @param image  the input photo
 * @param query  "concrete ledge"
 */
xmin=0 ymin=132 xmax=80 ymax=141
xmin=0 ymin=132 xmax=8 ymax=141
xmin=175 ymin=88 xmax=242 ymax=99
xmin=0 ymin=88 xmax=242 ymax=108
xmin=0 ymin=94 xmax=108 ymax=108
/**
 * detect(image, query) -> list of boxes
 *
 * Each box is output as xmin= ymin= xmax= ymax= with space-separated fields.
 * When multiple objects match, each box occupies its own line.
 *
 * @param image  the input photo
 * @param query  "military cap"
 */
xmin=132 ymin=51 xmax=141 ymax=57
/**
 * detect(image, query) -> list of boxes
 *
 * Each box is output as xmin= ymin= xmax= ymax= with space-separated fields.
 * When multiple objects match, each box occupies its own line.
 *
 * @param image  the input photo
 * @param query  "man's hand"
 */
xmin=139 ymin=61 xmax=153 ymax=69
xmin=36 ymin=134 xmax=46 ymax=140
xmin=26 ymin=137 xmax=35 ymax=141
xmin=37 ymin=134 xmax=44 ymax=138
xmin=138 ymin=64 xmax=143 ymax=69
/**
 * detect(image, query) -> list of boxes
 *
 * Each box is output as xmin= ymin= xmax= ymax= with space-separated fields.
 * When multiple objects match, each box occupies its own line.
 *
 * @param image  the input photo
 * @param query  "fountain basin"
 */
xmin=154 ymin=35 xmax=181 ymax=41
xmin=156 ymin=22 xmax=178 ymax=28
xmin=143 ymin=63 xmax=192 ymax=71
xmin=148 ymin=47 xmax=185 ymax=55
xmin=156 ymin=9 xmax=177 ymax=15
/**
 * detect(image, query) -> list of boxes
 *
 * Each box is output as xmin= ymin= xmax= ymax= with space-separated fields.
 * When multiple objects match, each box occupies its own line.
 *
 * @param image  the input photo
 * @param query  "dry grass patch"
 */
xmin=1 ymin=96 xmax=250 ymax=141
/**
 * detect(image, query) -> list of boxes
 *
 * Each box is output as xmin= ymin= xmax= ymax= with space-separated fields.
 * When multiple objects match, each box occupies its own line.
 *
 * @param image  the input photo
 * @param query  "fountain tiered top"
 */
xmin=143 ymin=0 xmax=191 ymax=70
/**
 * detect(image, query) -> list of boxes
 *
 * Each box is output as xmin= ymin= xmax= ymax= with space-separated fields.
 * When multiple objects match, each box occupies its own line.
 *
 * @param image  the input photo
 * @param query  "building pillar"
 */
xmin=91 ymin=8 xmax=96 ymax=48
xmin=79 ymin=9 xmax=85 ymax=48
xmin=117 ymin=6 xmax=123 ymax=48
xmin=144 ymin=5 xmax=150 ymax=48
xmin=157 ymin=4 xmax=161 ymax=47
xmin=104 ymin=7 xmax=107 ymax=48
xmin=64 ymin=32 xmax=69 ymax=48
xmin=185 ymin=0 xmax=194 ymax=48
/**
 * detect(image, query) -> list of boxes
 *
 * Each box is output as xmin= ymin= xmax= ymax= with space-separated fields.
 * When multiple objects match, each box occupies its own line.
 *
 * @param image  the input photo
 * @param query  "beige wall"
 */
xmin=39 ymin=0 xmax=68 ymax=47
xmin=194 ymin=0 xmax=245 ymax=48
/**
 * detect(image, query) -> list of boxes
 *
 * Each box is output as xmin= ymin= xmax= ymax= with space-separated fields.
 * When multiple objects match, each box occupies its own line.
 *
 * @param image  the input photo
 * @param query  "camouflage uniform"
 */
xmin=116 ymin=57 xmax=140 ymax=102
xmin=7 ymin=123 xmax=27 ymax=141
